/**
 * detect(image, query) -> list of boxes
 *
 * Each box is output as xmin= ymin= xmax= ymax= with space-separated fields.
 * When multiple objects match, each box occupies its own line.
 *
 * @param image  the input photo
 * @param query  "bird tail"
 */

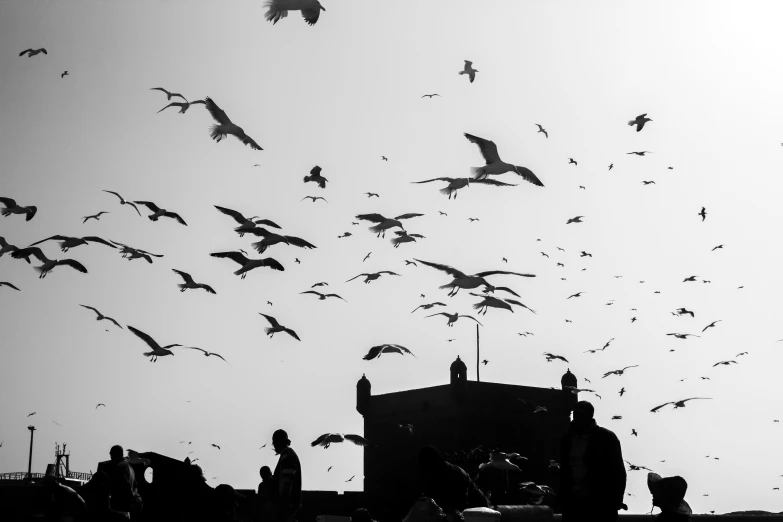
xmin=627 ymin=120 xmax=635 ymax=126
xmin=369 ymin=223 xmax=386 ymax=234
xmin=264 ymin=327 xmax=273 ymax=335
xmin=0 ymin=210 xmax=10 ymax=217
xmin=438 ymin=283 xmax=455 ymax=291
xmin=471 ymin=302 xmax=482 ymax=310
xmin=177 ymin=283 xmax=187 ymax=291
xmin=143 ymin=351 xmax=154 ymax=357
xmin=438 ymin=187 xmax=453 ymax=196
xmin=209 ymin=124 xmax=226 ymax=142
xmin=471 ymin=167 xmax=485 ymax=179
xmin=251 ymin=241 xmax=267 ymax=254
xmin=233 ymin=267 xmax=247 ymax=276
xmin=33 ymin=265 xmax=47 ymax=276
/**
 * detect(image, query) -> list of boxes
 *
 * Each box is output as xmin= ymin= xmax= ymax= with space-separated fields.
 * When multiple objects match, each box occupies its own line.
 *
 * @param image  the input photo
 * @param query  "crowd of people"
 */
xmin=30 ymin=404 xmax=693 ymax=521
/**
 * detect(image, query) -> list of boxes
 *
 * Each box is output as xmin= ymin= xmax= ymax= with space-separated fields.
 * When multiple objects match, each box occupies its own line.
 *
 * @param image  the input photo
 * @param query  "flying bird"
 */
xmin=541 ymin=252 xmax=549 ymax=258
xmin=95 ymin=404 xmax=105 ymax=409
xmin=211 ymin=444 xmax=221 ymax=450
xmin=404 ymin=260 xmax=417 ymax=267
xmin=468 ymin=218 xmax=480 ymax=222
xmin=157 ymin=99 xmax=206 ymax=114
xmin=0 ymin=237 xmax=29 ymax=262
xmin=355 ymin=212 xmax=424 ymax=238
xmin=608 ymin=164 xmax=614 ymax=170
xmin=214 ymin=205 xmax=281 ymax=236
xmin=619 ymin=388 xmax=626 ymax=396
xmin=0 ymin=282 xmax=21 ymax=291
xmin=568 ymin=158 xmax=577 ymax=166
xmin=415 ymin=258 xmax=534 ymax=297
xmin=112 ymin=242 xmax=164 ymax=263
xmin=698 ymin=207 xmax=707 ymax=221
xmin=627 ymin=151 xmax=652 ymax=156
xmin=712 ymin=244 xmax=723 ymax=251
xmin=82 ymin=211 xmax=110 ymax=223
xmin=702 ymin=320 xmax=721 ymax=332
xmin=30 ymin=235 xmax=117 ymax=253
xmin=425 ymin=312 xmax=483 ymax=327
xmin=0 ymin=197 xmax=37 ymax=221
xmin=365 ymin=192 xmax=379 ymax=198
xmin=642 ymin=181 xmax=656 ymax=185
xmin=311 ymin=433 xmax=372 ymax=449
xmin=210 ymin=251 xmax=284 ymax=279
xmin=264 ymin=0 xmax=326 ymax=26
xmin=259 ymin=314 xmax=300 ymax=341
xmin=304 ymin=166 xmax=328 ymax=188
xmin=611 ymin=416 xmax=622 ymax=420
xmin=667 ymin=333 xmax=700 ymax=339
xmin=61 ymin=71 xmax=68 ymax=78
xmin=346 ymin=271 xmax=400 ymax=284
xmin=470 ymin=293 xmax=535 ymax=315
xmin=184 ymin=346 xmax=229 ymax=364
xmin=338 ymin=232 xmax=352 ymax=238
xmin=603 ymin=365 xmax=639 ymax=378
xmin=459 ymin=60 xmax=478 ymax=83
xmin=133 ymin=200 xmax=187 ymax=225
xmin=204 ymin=97 xmax=262 ymax=150
xmin=127 ymin=326 xmax=181 ymax=362
xmin=421 ymin=94 xmax=440 ymax=98
xmin=150 ymin=87 xmax=187 ymax=101
xmin=411 ymin=302 xmax=446 ymax=313
xmin=103 ymin=191 xmax=142 ymax=216
xmin=650 ymin=397 xmax=712 ymax=412
xmin=11 ymin=247 xmax=87 ymax=278
xmin=363 ymin=252 xmax=372 ymax=262
xmin=566 ymin=216 xmax=584 ymax=224
xmin=481 ymin=360 xmax=489 ymax=366
xmin=543 ymin=353 xmax=569 ymax=363
xmin=683 ymin=276 xmax=698 ymax=282
xmin=676 ymin=308 xmax=695 ymax=318
xmin=464 ymin=133 xmax=543 ymax=186
xmin=567 ymin=292 xmax=584 ymax=300
xmin=172 ymin=269 xmax=216 ymax=294
xmin=300 ymin=290 xmax=346 ymax=302
xmin=28 ymin=412 xmax=36 ymax=417
xmin=245 ymin=227 xmax=316 ymax=254
xmin=362 ymin=344 xmax=415 ymax=360
xmin=535 ymin=124 xmax=548 ymax=138
xmin=713 ymin=360 xmax=738 ymax=367
xmin=412 ymin=177 xmax=516 ymax=199
xmin=628 ymin=113 xmax=652 ymax=132
xmin=300 ymin=196 xmax=328 ymax=204
xmin=79 ymin=305 xmax=122 ymax=329
xmin=391 ymin=230 xmax=425 ymax=248
xmin=19 ymin=48 xmax=47 ymax=57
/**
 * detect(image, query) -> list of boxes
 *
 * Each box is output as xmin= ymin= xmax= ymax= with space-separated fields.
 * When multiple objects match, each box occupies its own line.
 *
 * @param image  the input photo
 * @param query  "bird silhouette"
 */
xmin=391 ymin=230 xmax=425 ymax=248
xmin=184 ymin=346 xmax=229 ymax=364
xmin=425 ymin=312 xmax=483 ymax=327
xmin=543 ymin=352 xmax=568 ymax=363
xmin=699 ymin=207 xmax=707 ymax=221
xmin=19 ymin=48 xmax=47 ymax=57
xmin=214 ymin=205 xmax=282 ymax=236
xmin=311 ymin=282 xmax=329 ymax=288
xmin=245 ymin=228 xmax=316 ymax=254
xmin=346 ymin=271 xmax=400 ymax=284
xmin=468 ymin=218 xmax=480 ymax=222
xmin=258 ymin=314 xmax=300 ymax=341
xmin=568 ymin=158 xmax=577 ymax=166
xmin=157 ymin=99 xmax=207 ymax=114
xmin=603 ymin=365 xmax=639 ymax=378
xmin=619 ymin=388 xmax=626 ymax=396
xmin=676 ymin=308 xmax=695 ymax=317
xmin=627 ymin=151 xmax=652 ymax=156
xmin=683 ymin=275 xmax=698 ymax=282
xmin=566 ymin=216 xmax=584 ymax=224
xmin=11 ymin=247 xmax=87 ymax=278
xmin=667 ymin=333 xmax=700 ymax=339
xmin=650 ymin=397 xmax=712 ymax=412
xmin=134 ymin=200 xmax=187 ymax=225
xmin=0 ymin=237 xmax=29 ymax=262
xmin=311 ymin=433 xmax=372 ymax=449
xmin=355 ymin=212 xmax=423 ymax=238
xmin=412 ymin=177 xmax=516 ymax=199
xmin=95 ymin=404 xmax=105 ymax=409
xmin=713 ymin=360 xmax=738 ymax=367
xmin=346 ymin=476 xmax=355 ymax=482
xmin=150 ymin=87 xmax=187 ymax=101
xmin=172 ymin=270 xmax=216 ymax=294
xmin=459 ymin=60 xmax=478 ymax=83
xmin=415 ymin=258 xmax=534 ymax=297
xmin=365 ymin=192 xmax=380 ymax=198
xmin=534 ymin=124 xmax=548 ymax=138
xmin=608 ymin=163 xmax=614 ymax=170
xmin=127 ymin=326 xmax=181 ymax=362
xmin=264 ymin=0 xmax=326 ymax=26
xmin=0 ymin=282 xmax=21 ymax=291
xmin=204 ymin=97 xmax=262 ymax=150
xmin=411 ymin=302 xmax=446 ymax=313
xmin=404 ymin=260 xmax=417 ymax=266
xmin=362 ymin=344 xmax=415 ymax=360
xmin=711 ymin=244 xmax=723 ymax=251
xmin=211 ymin=444 xmax=221 ymax=450
xmin=27 ymin=412 xmax=36 ymax=417
xmin=481 ymin=360 xmax=489 ymax=365
xmin=421 ymin=94 xmax=440 ymax=98
xmin=210 ymin=251 xmax=284 ymax=279
xmin=470 ymin=293 xmax=536 ymax=316
xmin=103 ymin=191 xmax=142 ymax=216
xmin=628 ymin=113 xmax=652 ymax=132
xmin=0 ymin=197 xmax=37 ymax=221
xmin=30 ymin=234 xmax=117 ymax=253
xmin=300 ymin=290 xmax=346 ymax=302
xmin=611 ymin=416 xmax=622 ymax=420
xmin=82 ymin=211 xmax=110 ymax=223
xmin=304 ymin=165 xmax=328 ymax=188
xmin=464 ymin=133 xmax=543 ymax=186
xmin=337 ymin=232 xmax=352 ymax=238
xmin=363 ymin=252 xmax=372 ymax=262
xmin=642 ymin=181 xmax=656 ymax=185
xmin=567 ymin=292 xmax=584 ymax=299
xmin=111 ymin=241 xmax=164 ymax=264
xmin=79 ymin=305 xmax=122 ymax=329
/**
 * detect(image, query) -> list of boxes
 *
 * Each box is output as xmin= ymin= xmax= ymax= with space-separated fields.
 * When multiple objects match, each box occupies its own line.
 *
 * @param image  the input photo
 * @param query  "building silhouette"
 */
xmin=357 ymin=356 xmax=579 ymax=518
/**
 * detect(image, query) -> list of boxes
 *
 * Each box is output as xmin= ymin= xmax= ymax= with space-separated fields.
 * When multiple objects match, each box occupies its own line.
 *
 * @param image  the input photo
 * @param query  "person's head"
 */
xmin=109 ymin=445 xmax=124 ymax=461
xmin=190 ymin=464 xmax=207 ymax=482
xmin=259 ymin=466 xmax=272 ymax=482
xmin=647 ymin=473 xmax=691 ymax=516
xmin=571 ymin=401 xmax=595 ymax=430
xmin=272 ymin=429 xmax=291 ymax=454
xmin=417 ymin=445 xmax=445 ymax=474
xmin=214 ymin=484 xmax=244 ymax=512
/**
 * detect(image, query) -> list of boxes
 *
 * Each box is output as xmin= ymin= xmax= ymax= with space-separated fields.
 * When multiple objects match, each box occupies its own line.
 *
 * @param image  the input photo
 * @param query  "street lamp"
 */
xmin=27 ymin=425 xmax=36 ymax=481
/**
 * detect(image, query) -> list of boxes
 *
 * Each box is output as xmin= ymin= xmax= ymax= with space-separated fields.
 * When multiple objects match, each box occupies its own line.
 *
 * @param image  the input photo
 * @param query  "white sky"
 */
xmin=2 ymin=0 xmax=783 ymax=515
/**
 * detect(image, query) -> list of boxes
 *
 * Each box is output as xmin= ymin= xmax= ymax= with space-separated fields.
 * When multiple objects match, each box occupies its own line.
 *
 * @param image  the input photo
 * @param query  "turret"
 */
xmin=561 ymin=368 xmax=578 ymax=411
xmin=356 ymin=374 xmax=371 ymax=415
xmin=450 ymin=356 xmax=467 ymax=400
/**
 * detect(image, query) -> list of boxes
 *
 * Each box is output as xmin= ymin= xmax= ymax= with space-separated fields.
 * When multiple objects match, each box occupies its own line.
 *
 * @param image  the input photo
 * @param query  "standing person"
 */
xmin=271 ymin=429 xmax=302 ymax=522
xmin=647 ymin=473 xmax=692 ymax=521
xmin=559 ymin=401 xmax=627 ymax=521
xmin=257 ymin=466 xmax=275 ymax=522
xmin=414 ymin=445 xmax=489 ymax=518
xmin=99 ymin=445 xmax=143 ymax=519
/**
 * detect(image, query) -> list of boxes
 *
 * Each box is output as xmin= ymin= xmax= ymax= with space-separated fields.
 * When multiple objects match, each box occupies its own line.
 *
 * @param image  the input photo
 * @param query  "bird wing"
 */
xmin=150 ymin=87 xmax=171 ymax=97
xmin=244 ymin=227 xmax=270 ymax=237
xmin=211 ymin=353 xmax=229 ymax=363
xmin=259 ymin=313 xmax=280 ymax=328
xmin=185 ymin=346 xmax=208 ymax=354
xmin=491 ymin=286 xmax=520 ymax=297
xmin=260 ymin=258 xmax=285 ymax=271
xmin=395 ymin=213 xmax=424 ymax=220
xmin=0 ymin=197 xmax=20 ymax=209
xmin=301 ymin=5 xmax=324 ymax=25
xmin=504 ymin=299 xmax=536 ymax=314
xmin=425 ymin=312 xmax=449 ymax=319
xmin=650 ymin=402 xmax=673 ymax=413
xmin=105 ymin=317 xmax=123 ymax=329
xmin=210 ymin=251 xmax=250 ymax=266
xmin=157 ymin=102 xmax=186 ymax=113
xmin=355 ymin=213 xmax=388 ymax=223
xmin=204 ymin=97 xmax=232 ymax=125
xmin=126 ymin=201 xmax=142 ymax=216
xmin=30 ymin=235 xmax=71 ymax=246
xmin=12 ymin=247 xmax=48 ymax=262
xmin=214 ymin=205 xmax=247 ymax=224
xmin=254 ymin=219 xmax=282 ymax=229
xmin=326 ymin=294 xmax=346 ymax=301
xmin=79 ymin=304 xmax=101 ymax=316
xmin=464 ymin=133 xmax=500 ymax=164
xmin=475 ymin=270 xmax=535 ymax=278
xmin=284 ymin=328 xmax=301 ymax=341
xmin=512 ymin=166 xmax=544 ymax=187
xmin=378 ymin=271 xmax=400 ymax=276
xmin=683 ymin=397 xmax=713 ymax=403
xmin=344 ymin=434 xmax=372 ymax=447
xmin=363 ymin=346 xmax=384 ymax=360
xmin=0 ymin=282 xmax=21 ymax=291
xmin=300 ymin=290 xmax=322 ymax=297
xmin=237 ymin=132 xmax=263 ymax=150
xmin=164 ymin=212 xmax=188 ymax=226
xmin=471 ymin=178 xmax=517 ymax=187
xmin=19 ymin=49 xmax=33 ymax=56
xmin=346 ymin=273 xmax=369 ymax=282
xmin=311 ymin=434 xmax=331 ymax=447
xmin=82 ymin=236 xmax=117 ymax=248
xmin=127 ymin=326 xmax=161 ymax=350
xmin=134 ymin=201 xmax=161 ymax=213
xmin=413 ymin=259 xmax=468 ymax=279
xmin=460 ymin=315 xmax=483 ymax=326
xmin=284 ymin=235 xmax=316 ymax=249
xmin=623 ymin=365 xmax=639 ymax=371
xmin=411 ymin=177 xmax=455 ymax=184
xmin=172 ymin=269 xmax=195 ymax=284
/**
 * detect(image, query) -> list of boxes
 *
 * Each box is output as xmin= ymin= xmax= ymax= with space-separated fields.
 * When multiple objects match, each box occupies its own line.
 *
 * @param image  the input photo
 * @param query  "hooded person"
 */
xmin=647 ymin=473 xmax=691 ymax=521
xmin=414 ymin=445 xmax=489 ymax=518
xmin=558 ymin=401 xmax=627 ymax=521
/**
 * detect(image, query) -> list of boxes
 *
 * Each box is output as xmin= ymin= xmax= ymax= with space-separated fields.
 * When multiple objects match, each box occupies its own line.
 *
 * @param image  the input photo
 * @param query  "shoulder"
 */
xmin=593 ymin=426 xmax=621 ymax=443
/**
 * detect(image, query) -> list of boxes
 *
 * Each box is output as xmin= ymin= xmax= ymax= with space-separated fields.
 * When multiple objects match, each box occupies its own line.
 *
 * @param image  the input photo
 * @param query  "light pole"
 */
xmin=27 ymin=425 xmax=36 ymax=480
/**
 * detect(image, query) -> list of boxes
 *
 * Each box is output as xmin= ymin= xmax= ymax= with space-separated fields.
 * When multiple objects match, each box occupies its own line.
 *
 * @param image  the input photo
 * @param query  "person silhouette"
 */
xmin=97 ymin=445 xmax=143 ymax=519
xmin=414 ymin=445 xmax=489 ymax=519
xmin=647 ymin=473 xmax=692 ymax=521
xmin=257 ymin=465 xmax=275 ymax=522
xmin=271 ymin=429 xmax=302 ymax=522
xmin=559 ymin=401 xmax=627 ymax=521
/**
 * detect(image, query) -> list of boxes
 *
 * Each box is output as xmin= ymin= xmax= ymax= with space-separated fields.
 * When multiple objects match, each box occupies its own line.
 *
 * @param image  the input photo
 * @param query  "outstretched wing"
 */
xmin=394 ymin=213 xmax=424 ymax=220
xmin=164 ymin=212 xmax=188 ymax=226
xmin=491 ymin=286 xmax=520 ymax=297
xmin=172 ymin=269 xmax=195 ymax=285
xmin=471 ymin=178 xmax=518 ymax=187
xmin=311 ymin=434 xmax=331 ymax=447
xmin=411 ymin=177 xmax=455 ymax=184
xmin=355 ymin=213 xmax=387 ymax=224
xmin=210 ymin=251 xmax=250 ymax=266
xmin=0 ymin=197 xmax=18 ymax=209
xmin=513 ymin=166 xmax=544 ymax=187
xmin=300 ymin=290 xmax=323 ymax=298
xmin=475 ymin=270 xmax=536 ymax=278
xmin=425 ymin=312 xmax=449 ymax=319
xmin=30 ymin=235 xmax=71 ymax=246
xmin=504 ymin=299 xmax=536 ymax=314
xmin=260 ymin=258 xmax=285 ymax=271
xmin=362 ymin=346 xmax=384 ymax=360
xmin=343 ymin=434 xmax=372 ymax=447
xmin=460 ymin=315 xmax=483 ymax=326
xmin=79 ymin=304 xmax=100 ymax=316
xmin=0 ymin=282 xmax=21 ymax=291
xmin=284 ymin=328 xmax=301 ymax=341
xmin=134 ymin=201 xmax=161 ymax=213
xmin=127 ymin=326 xmax=160 ymax=350
xmin=464 ymin=133 xmax=501 ymax=164
xmin=325 ymin=294 xmax=346 ymax=302
xmin=259 ymin=313 xmax=280 ymax=328
xmin=378 ymin=271 xmax=400 ymax=276
xmin=11 ymin=247 xmax=48 ymax=263
xmin=284 ymin=235 xmax=316 ymax=249
xmin=301 ymin=5 xmax=324 ymax=25
xmin=83 ymin=236 xmax=117 ymax=248
xmin=185 ymin=346 xmax=208 ymax=355
xmin=214 ymin=205 xmax=247 ymax=225
xmin=413 ymin=259 xmax=468 ymax=279
xmin=57 ymin=259 xmax=88 ymax=274
xmin=204 ymin=97 xmax=232 ymax=125
xmin=254 ymin=219 xmax=282 ymax=229
xmin=650 ymin=402 xmax=673 ymax=413
xmin=105 ymin=317 xmax=123 ymax=329
xmin=237 ymin=132 xmax=263 ymax=151
xmin=346 ymin=273 xmax=369 ymax=282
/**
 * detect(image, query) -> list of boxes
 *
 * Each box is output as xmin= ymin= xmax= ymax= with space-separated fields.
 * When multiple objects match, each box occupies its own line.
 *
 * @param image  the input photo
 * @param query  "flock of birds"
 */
xmin=3 ymin=0 xmax=782 ymax=506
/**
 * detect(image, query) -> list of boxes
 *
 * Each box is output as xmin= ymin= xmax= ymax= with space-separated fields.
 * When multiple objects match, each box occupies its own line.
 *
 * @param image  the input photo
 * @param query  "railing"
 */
xmin=0 ymin=471 xmax=92 ymax=482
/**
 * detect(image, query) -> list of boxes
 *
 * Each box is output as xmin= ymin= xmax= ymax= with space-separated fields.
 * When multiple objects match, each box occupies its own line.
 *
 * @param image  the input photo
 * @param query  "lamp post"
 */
xmin=27 ymin=425 xmax=36 ymax=480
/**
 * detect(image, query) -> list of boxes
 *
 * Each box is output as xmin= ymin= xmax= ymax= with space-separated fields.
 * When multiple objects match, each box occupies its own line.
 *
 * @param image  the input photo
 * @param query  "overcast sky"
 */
xmin=2 ymin=0 xmax=783 ymax=514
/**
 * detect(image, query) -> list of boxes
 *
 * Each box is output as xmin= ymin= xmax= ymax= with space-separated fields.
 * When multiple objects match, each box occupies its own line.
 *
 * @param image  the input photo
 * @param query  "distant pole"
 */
xmin=27 ymin=425 xmax=36 ymax=480
xmin=476 ymin=324 xmax=480 ymax=382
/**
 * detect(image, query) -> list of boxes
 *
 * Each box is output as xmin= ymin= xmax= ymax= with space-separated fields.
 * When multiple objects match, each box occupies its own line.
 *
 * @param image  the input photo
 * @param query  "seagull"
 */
xmin=346 ymin=271 xmax=400 ymax=284
xmin=650 ymin=397 xmax=712 ymax=412
xmin=425 ymin=312 xmax=483 ymax=327
xmin=736 ymin=351 xmax=748 ymax=357
xmin=338 ymin=232 xmax=352 ymax=238
xmin=642 ymin=181 xmax=656 ymax=185
xmin=355 ymin=212 xmax=424 ymax=238
xmin=172 ymin=269 xmax=216 ymax=294
xmin=0 ymin=197 xmax=37 ymax=221
xmin=391 ymin=230 xmax=425 ymax=248
xmin=603 ymin=365 xmax=639 ymax=378
xmin=11 ymin=247 xmax=87 ymax=278
xmin=365 ymin=192 xmax=380 ymax=198
xmin=543 ymin=353 xmax=569 ymax=363
xmin=608 ymin=164 xmax=614 ymax=170
xmin=459 ymin=60 xmax=478 ymax=83
xmin=471 ymin=294 xmax=536 ymax=315
xmin=61 ymin=71 xmax=68 ymax=78
xmin=628 ymin=113 xmax=652 ymax=132
xmin=0 ymin=237 xmax=28 ymax=261
xmin=210 ymin=251 xmax=284 ymax=279
xmin=683 ymin=275 xmax=698 ymax=282
xmin=264 ymin=0 xmax=326 ymax=26
xmin=0 ymin=282 xmax=21 ymax=291
xmin=150 ymin=87 xmax=187 ymax=101
xmin=611 ymin=416 xmax=622 ymax=420
xmin=258 ymin=314 xmax=300 ymax=341
xmin=535 ymin=124 xmax=548 ymax=138
xmin=541 ymin=252 xmax=549 ymax=258
xmin=667 ymin=333 xmax=700 ymax=339
xmin=421 ymin=94 xmax=440 ymax=98
xmin=566 ymin=216 xmax=584 ymax=224
xmin=82 ymin=211 xmax=110 ymax=223
xmin=184 ymin=346 xmax=229 ymax=364
xmin=19 ymin=48 xmax=47 ymax=57
xmin=102 ymin=191 xmax=141 ymax=216
xmin=579 ymin=186 xmax=586 ymax=190
xmin=311 ymin=433 xmax=372 ymax=449
xmin=713 ymin=360 xmax=738 ymax=367
xmin=481 ymin=360 xmax=489 ymax=366
xmin=404 ymin=260 xmax=417 ymax=266
xmin=411 ymin=302 xmax=446 ymax=313
xmin=712 ymin=244 xmax=723 ymax=251
xmin=363 ymin=252 xmax=372 ymax=262
xmin=134 ymin=201 xmax=187 ymax=225
xmin=568 ymin=158 xmax=577 ymax=166
xmin=414 ymin=258 xmax=535 ymax=297
xmin=627 ymin=151 xmax=652 ymax=156
xmin=28 ymin=412 xmax=36 ymax=417
xmin=30 ymin=235 xmax=117 ymax=253
xmin=701 ymin=319 xmax=723 ymax=333
xmin=619 ymin=388 xmax=626 ymax=396
xmin=676 ymin=308 xmax=695 ymax=318
xmin=204 ymin=97 xmax=262 ymax=150
xmin=95 ymin=404 xmax=105 ymax=409
xmin=381 ymin=157 xmax=388 ymax=161
xmin=79 ymin=305 xmax=122 ymax=329
xmin=411 ymin=177 xmax=517 ymax=199
xmin=214 ymin=205 xmax=282 ymax=236
xmin=362 ymin=344 xmax=415 ymax=360
xmin=567 ymin=292 xmax=584 ymax=299
xmin=464 ymin=133 xmax=543 ymax=186
xmin=300 ymin=290 xmax=346 ymax=302
xmin=127 ymin=326 xmax=181 ymax=362
xmin=157 ymin=99 xmax=206 ymax=114
xmin=303 ymin=166 xmax=328 ymax=188
xmin=245 ymin=227 xmax=316 ymax=254
xmin=468 ymin=218 xmax=480 ymax=222
xmin=699 ymin=207 xmax=707 ymax=221
xmin=111 ymin=242 xmax=164 ymax=263
xmin=211 ymin=444 xmax=221 ymax=450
